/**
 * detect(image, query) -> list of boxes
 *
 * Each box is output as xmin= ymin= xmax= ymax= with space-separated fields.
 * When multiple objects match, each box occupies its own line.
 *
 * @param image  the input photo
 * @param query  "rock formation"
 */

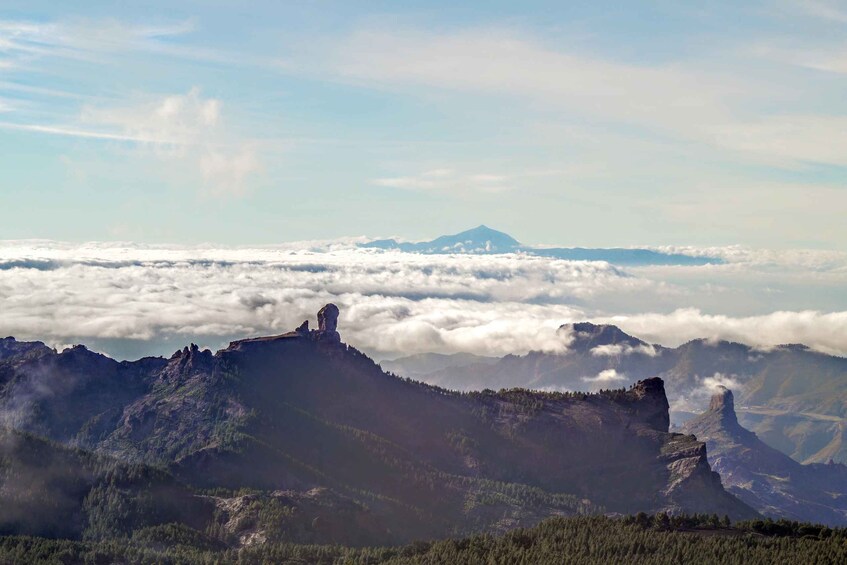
xmin=709 ymin=386 xmax=735 ymax=417
xmin=316 ymin=303 xmax=340 ymax=342
xmin=682 ymin=387 xmax=847 ymax=525
xmin=628 ymin=377 xmax=670 ymax=432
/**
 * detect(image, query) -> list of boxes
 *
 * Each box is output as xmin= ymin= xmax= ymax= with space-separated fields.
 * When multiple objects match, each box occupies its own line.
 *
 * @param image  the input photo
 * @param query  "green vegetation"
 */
xmin=1 ymin=514 xmax=845 ymax=564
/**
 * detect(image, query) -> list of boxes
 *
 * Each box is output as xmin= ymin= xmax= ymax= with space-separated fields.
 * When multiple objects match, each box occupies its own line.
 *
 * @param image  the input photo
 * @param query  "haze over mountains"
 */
xmin=387 ymin=322 xmax=847 ymax=466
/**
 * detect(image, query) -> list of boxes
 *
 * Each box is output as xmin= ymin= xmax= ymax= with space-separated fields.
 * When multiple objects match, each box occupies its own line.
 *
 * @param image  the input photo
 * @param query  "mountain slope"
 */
xmin=0 ymin=426 xmax=211 ymax=540
xmin=412 ymin=322 xmax=847 ymax=464
xmin=0 ymin=306 xmax=756 ymax=544
xmin=681 ymin=387 xmax=847 ymax=525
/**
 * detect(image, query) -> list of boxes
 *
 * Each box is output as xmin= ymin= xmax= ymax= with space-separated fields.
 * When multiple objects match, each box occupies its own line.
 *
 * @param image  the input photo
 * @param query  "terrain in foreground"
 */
xmin=0 ymin=515 xmax=844 ymax=565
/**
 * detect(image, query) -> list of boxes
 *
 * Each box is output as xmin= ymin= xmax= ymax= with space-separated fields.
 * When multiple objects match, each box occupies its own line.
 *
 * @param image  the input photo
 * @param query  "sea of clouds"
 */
xmin=1 ymin=239 xmax=846 ymax=361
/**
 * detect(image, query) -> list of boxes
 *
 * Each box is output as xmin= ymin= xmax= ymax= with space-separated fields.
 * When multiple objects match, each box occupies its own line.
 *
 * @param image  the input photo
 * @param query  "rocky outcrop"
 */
xmin=210 ymin=487 xmax=393 ymax=547
xmin=316 ymin=303 xmax=340 ymax=342
xmin=0 ymin=337 xmax=54 ymax=363
xmin=683 ymin=387 xmax=847 ymax=525
xmin=658 ymin=433 xmax=756 ymax=518
xmin=163 ymin=343 xmax=214 ymax=380
xmin=628 ymin=377 xmax=670 ymax=432
xmin=569 ymin=322 xmax=650 ymax=352
xmin=709 ymin=386 xmax=737 ymax=424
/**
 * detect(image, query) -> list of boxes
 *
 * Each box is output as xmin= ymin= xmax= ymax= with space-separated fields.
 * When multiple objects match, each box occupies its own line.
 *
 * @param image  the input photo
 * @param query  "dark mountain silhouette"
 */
xmin=399 ymin=322 xmax=847 ymax=465
xmin=682 ymin=387 xmax=847 ymax=525
xmin=0 ymin=307 xmax=755 ymax=546
xmin=360 ymin=225 xmax=720 ymax=266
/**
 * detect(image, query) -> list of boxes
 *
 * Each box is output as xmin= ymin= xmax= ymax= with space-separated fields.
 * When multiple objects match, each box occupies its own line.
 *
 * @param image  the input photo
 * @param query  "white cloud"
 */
xmin=701 ymin=373 xmax=743 ymax=393
xmin=374 ymin=168 xmax=513 ymax=193
xmin=329 ymin=25 xmax=847 ymax=170
xmin=0 ymin=17 xmax=263 ymax=197
xmin=332 ymin=27 xmax=739 ymax=134
xmin=80 ymin=87 xmax=221 ymax=150
xmin=590 ymin=343 xmax=659 ymax=357
xmin=199 ymin=147 xmax=261 ymax=197
xmin=606 ymin=308 xmax=847 ymax=357
xmin=82 ymin=88 xmax=260 ymax=196
xmin=0 ymin=18 xmax=195 ymax=63
xmin=705 ymin=116 xmax=847 ymax=167
xmin=0 ymin=242 xmax=624 ymax=357
xmin=4 ymin=88 xmax=262 ymax=197
xmin=582 ymin=369 xmax=627 ymax=383
xmin=669 ymin=372 xmax=743 ymax=414
xmin=0 ymin=242 xmax=846 ymax=361
xmin=797 ymin=0 xmax=847 ymax=23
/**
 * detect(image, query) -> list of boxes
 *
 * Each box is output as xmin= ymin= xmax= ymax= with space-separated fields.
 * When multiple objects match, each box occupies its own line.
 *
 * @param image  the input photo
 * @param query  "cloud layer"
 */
xmin=1 ymin=241 xmax=847 ymax=361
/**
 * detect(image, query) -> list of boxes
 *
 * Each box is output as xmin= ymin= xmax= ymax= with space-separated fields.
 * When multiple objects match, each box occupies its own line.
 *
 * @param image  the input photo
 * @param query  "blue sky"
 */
xmin=1 ymin=1 xmax=846 ymax=248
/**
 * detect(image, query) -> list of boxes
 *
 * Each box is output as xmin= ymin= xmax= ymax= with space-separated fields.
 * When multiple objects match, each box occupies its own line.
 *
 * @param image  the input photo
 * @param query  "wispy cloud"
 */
xmin=706 ymin=116 xmax=847 ymax=167
xmin=582 ymin=369 xmax=627 ymax=384
xmin=0 ymin=15 xmax=270 ymax=198
xmin=0 ymin=122 xmax=175 ymax=143
xmin=2 ymin=88 xmax=261 ymax=197
xmin=328 ymin=25 xmax=847 ymax=171
xmin=590 ymin=343 xmax=658 ymax=357
xmin=374 ymin=168 xmax=513 ymax=193
xmin=79 ymin=87 xmax=222 ymax=149
xmin=797 ymin=0 xmax=847 ymax=23
xmin=332 ymin=27 xmax=740 ymax=133
xmin=606 ymin=308 xmax=847 ymax=357
xmin=0 ymin=18 xmax=195 ymax=63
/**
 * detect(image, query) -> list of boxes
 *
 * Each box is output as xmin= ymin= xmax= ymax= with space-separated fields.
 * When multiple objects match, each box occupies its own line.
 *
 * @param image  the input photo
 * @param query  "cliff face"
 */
xmin=0 ymin=307 xmax=756 ymax=544
xmin=682 ymin=387 xmax=847 ymax=525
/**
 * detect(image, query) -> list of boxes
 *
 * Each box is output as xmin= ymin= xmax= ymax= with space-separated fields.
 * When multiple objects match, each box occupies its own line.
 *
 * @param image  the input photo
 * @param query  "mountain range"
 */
xmin=0 ymin=306 xmax=755 ymax=547
xmin=360 ymin=225 xmax=721 ymax=266
xmin=386 ymin=322 xmax=847 ymax=466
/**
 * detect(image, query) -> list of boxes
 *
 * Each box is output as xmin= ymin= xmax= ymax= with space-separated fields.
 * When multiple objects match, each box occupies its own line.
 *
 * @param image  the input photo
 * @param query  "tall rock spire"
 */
xmin=709 ymin=385 xmax=738 ymax=426
xmin=316 ymin=303 xmax=341 ymax=342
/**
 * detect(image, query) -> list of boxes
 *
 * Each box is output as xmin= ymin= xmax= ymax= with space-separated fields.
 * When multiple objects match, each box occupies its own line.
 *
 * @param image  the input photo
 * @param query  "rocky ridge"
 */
xmin=1 ymin=305 xmax=756 ymax=545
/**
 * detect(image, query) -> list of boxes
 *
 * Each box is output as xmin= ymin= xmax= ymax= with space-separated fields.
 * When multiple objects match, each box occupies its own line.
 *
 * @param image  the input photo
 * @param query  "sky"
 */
xmin=1 ymin=2 xmax=847 ymax=363
xmin=1 ymin=1 xmax=846 ymax=248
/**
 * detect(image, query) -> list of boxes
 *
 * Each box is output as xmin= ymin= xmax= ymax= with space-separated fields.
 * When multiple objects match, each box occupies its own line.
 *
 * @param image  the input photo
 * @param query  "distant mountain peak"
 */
xmin=458 ymin=224 xmax=519 ymax=245
xmin=359 ymin=226 xmax=721 ymax=265
xmin=360 ymin=225 xmax=520 ymax=254
xmin=564 ymin=322 xmax=647 ymax=350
